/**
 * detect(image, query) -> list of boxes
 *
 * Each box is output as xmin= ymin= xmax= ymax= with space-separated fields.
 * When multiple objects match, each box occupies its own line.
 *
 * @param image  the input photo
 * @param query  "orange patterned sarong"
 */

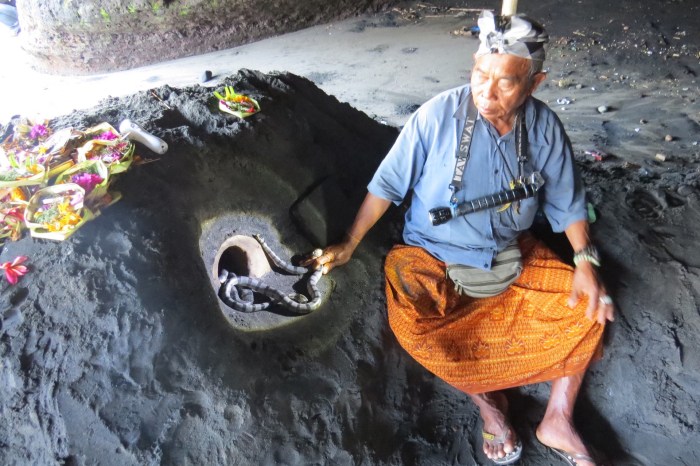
xmin=385 ymin=235 xmax=605 ymax=394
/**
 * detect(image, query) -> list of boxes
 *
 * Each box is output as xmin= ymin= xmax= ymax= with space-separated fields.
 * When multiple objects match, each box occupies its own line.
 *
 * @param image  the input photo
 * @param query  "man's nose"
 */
xmin=482 ymin=80 xmax=498 ymax=99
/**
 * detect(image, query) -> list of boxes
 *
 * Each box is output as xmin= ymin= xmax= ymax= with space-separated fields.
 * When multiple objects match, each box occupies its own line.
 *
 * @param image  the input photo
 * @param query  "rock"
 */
xmin=665 ymin=134 xmax=674 ymax=142
xmin=678 ymin=185 xmax=694 ymax=196
xmin=638 ymin=167 xmax=656 ymax=180
xmin=200 ymin=70 xmax=213 ymax=83
xmin=655 ymin=153 xmax=668 ymax=162
xmin=17 ymin=0 xmax=391 ymax=74
xmin=640 ymin=119 xmax=648 ymax=124
xmin=597 ymin=105 xmax=609 ymax=114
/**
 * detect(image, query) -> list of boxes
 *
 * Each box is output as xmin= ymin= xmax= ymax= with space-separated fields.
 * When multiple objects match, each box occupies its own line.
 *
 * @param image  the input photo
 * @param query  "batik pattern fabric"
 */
xmin=385 ymin=234 xmax=604 ymax=394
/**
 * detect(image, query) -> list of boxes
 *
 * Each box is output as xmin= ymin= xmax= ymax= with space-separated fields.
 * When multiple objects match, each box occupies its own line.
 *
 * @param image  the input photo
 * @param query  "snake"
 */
xmin=218 ymin=234 xmax=325 ymax=314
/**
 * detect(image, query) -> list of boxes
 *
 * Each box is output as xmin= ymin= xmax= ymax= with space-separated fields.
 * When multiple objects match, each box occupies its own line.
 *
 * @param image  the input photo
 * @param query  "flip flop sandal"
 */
xmin=548 ymin=446 xmax=596 ymax=465
xmin=482 ymin=430 xmax=523 ymax=465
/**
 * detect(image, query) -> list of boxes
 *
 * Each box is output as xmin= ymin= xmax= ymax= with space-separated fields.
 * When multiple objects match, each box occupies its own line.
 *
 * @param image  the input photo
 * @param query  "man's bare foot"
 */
xmin=536 ymin=412 xmax=596 ymax=466
xmin=470 ymin=391 xmax=520 ymax=462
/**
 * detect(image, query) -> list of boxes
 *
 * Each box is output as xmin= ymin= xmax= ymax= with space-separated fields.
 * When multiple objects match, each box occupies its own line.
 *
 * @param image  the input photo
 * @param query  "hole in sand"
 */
xmin=205 ymin=223 xmax=329 ymax=331
xmin=217 ymin=246 xmax=249 ymax=276
xmin=199 ymin=212 xmax=366 ymax=356
xmin=212 ymin=235 xmax=271 ymax=282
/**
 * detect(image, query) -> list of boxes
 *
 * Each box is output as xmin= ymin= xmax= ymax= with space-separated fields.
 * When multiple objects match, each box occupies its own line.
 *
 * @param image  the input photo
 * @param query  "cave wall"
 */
xmin=16 ymin=0 xmax=396 ymax=75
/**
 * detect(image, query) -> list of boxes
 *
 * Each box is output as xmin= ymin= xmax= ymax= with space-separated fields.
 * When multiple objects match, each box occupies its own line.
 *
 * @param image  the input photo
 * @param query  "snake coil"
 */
xmin=218 ymin=234 xmax=324 ymax=314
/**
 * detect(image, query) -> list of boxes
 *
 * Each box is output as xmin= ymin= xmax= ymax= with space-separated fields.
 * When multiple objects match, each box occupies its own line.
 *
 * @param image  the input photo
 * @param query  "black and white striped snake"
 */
xmin=218 ymin=234 xmax=325 ymax=314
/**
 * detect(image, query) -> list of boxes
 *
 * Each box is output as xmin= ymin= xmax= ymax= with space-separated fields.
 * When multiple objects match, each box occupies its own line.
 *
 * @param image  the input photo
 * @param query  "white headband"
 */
xmin=476 ymin=10 xmax=549 ymax=62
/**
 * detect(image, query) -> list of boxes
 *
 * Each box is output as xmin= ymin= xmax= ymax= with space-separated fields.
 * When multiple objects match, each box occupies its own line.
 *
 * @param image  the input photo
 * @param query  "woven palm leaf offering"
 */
xmin=0 ymin=156 xmax=45 ymax=188
xmin=0 ymin=197 xmax=28 ymax=244
xmin=55 ymin=159 xmax=111 ymax=206
xmin=0 ymin=119 xmax=51 ymax=188
xmin=24 ymin=183 xmax=94 ymax=241
xmin=214 ymin=86 xmax=260 ymax=118
xmin=0 ymin=119 xmax=79 ymax=188
xmin=75 ymin=123 xmax=135 ymax=175
xmin=0 ymin=184 xmax=34 ymax=245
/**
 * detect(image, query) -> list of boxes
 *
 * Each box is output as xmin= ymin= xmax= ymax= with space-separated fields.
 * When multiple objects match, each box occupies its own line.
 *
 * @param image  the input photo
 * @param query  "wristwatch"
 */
xmin=573 ymin=245 xmax=600 ymax=267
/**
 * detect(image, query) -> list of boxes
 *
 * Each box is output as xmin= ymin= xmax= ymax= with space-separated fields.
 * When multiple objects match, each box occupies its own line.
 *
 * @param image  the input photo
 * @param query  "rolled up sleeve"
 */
xmin=534 ymin=111 xmax=587 ymax=232
xmin=368 ymin=111 xmax=428 ymax=205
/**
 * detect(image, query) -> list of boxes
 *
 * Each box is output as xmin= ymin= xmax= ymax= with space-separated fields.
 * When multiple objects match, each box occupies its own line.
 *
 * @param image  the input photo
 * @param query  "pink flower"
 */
xmin=30 ymin=124 xmax=48 ymax=140
xmin=71 ymin=173 xmax=104 ymax=193
xmin=96 ymin=131 xmax=118 ymax=140
xmin=0 ymin=256 xmax=29 ymax=285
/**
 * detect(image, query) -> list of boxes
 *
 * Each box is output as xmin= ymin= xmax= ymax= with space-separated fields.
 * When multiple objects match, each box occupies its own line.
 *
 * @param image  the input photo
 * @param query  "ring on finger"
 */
xmin=599 ymin=295 xmax=613 ymax=305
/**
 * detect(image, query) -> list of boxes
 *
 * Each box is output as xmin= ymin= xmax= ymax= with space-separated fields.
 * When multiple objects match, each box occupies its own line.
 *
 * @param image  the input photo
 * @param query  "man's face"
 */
xmin=470 ymin=53 xmax=544 ymax=127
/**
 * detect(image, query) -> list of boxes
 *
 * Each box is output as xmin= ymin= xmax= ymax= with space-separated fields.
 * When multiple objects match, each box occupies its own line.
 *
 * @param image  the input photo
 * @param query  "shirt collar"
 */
xmin=453 ymin=88 xmax=475 ymax=121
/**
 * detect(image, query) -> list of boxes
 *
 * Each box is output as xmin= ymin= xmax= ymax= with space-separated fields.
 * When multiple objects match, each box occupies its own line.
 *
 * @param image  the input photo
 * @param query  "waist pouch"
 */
xmin=446 ymin=242 xmax=523 ymax=298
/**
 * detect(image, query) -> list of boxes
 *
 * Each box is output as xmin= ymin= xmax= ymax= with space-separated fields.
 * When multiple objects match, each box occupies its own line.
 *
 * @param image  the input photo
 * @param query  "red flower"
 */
xmin=0 ymin=256 xmax=29 ymax=285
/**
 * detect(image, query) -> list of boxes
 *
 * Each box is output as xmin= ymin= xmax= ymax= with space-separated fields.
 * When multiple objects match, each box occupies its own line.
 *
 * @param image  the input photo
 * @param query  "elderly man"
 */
xmin=307 ymin=10 xmax=613 ymax=466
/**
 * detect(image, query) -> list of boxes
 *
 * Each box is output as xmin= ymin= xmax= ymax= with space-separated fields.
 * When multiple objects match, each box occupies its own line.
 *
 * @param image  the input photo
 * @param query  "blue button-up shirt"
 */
xmin=368 ymin=84 xmax=586 ymax=270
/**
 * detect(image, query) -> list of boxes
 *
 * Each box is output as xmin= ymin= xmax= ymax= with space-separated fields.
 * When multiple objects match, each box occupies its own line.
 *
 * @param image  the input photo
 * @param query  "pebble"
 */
xmin=640 ymin=119 xmax=647 ymax=124
xmin=576 ymin=84 xmax=583 ymax=89
xmin=655 ymin=153 xmax=668 ymax=162
xmin=597 ymin=105 xmax=609 ymax=113
xmin=664 ymin=134 xmax=674 ymax=142
xmin=200 ymin=70 xmax=213 ymax=83
xmin=638 ymin=167 xmax=654 ymax=179
xmin=678 ymin=185 xmax=694 ymax=196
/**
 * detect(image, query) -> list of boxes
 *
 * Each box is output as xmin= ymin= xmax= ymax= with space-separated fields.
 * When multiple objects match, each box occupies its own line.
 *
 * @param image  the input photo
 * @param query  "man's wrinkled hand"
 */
xmin=567 ymin=261 xmax=615 ymax=324
xmin=300 ymin=241 xmax=356 ymax=275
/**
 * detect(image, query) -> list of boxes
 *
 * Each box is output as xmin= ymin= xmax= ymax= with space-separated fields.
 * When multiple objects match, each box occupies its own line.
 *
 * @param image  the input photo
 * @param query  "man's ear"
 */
xmin=529 ymin=72 xmax=547 ymax=94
